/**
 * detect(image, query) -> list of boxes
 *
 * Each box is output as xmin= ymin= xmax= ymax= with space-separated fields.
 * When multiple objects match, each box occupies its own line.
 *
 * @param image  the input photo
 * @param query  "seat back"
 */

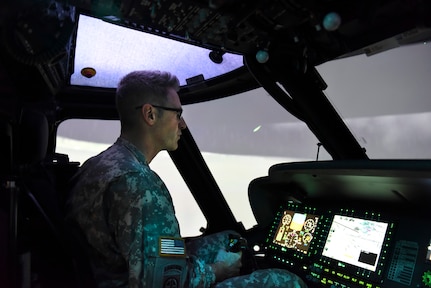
xmin=1 ymin=108 xmax=87 ymax=287
xmin=0 ymin=107 xmax=96 ymax=288
xmin=15 ymin=108 xmax=72 ymax=287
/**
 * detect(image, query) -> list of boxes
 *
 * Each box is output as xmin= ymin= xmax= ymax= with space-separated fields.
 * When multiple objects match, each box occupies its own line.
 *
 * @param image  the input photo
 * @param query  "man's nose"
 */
xmin=179 ymin=117 xmax=187 ymax=129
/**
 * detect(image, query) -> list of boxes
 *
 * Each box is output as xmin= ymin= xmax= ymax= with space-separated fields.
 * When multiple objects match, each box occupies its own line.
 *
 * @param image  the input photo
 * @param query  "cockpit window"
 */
xmin=317 ymin=43 xmax=431 ymax=159
xmin=71 ymin=14 xmax=244 ymax=87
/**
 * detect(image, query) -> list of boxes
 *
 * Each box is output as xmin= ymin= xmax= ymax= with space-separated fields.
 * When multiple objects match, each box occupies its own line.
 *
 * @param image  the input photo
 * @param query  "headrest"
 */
xmin=18 ymin=108 xmax=49 ymax=165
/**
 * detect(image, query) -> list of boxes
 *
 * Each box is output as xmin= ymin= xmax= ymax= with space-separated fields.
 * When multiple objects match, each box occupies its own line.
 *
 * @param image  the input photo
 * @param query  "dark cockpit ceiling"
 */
xmin=1 ymin=0 xmax=430 ymax=100
xmin=67 ymin=0 xmax=430 ymax=64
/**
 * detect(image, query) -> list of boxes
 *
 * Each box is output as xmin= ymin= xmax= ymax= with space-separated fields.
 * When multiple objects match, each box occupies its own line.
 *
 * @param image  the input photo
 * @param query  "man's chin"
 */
xmin=167 ymin=144 xmax=179 ymax=151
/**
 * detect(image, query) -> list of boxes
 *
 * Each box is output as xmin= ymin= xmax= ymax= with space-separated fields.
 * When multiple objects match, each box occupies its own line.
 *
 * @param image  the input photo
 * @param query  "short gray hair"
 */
xmin=116 ymin=70 xmax=180 ymax=129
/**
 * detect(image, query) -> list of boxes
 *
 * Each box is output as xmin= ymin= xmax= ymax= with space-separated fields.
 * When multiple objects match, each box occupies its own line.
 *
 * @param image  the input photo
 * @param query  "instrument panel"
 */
xmin=263 ymin=203 xmax=431 ymax=288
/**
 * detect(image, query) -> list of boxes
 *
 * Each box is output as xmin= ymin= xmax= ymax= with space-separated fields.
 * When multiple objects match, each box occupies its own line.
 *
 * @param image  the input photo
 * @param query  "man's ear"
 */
xmin=141 ymin=104 xmax=156 ymax=124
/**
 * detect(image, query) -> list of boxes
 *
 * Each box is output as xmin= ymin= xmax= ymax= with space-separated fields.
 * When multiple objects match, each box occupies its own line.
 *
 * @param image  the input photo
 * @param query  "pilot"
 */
xmin=66 ymin=70 xmax=307 ymax=287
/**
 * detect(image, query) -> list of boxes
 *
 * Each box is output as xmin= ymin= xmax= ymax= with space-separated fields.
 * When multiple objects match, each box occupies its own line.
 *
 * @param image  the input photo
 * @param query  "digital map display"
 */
xmin=322 ymin=215 xmax=388 ymax=271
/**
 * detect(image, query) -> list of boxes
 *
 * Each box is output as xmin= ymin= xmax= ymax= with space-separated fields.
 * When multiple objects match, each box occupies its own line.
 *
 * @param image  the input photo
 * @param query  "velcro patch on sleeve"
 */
xmin=159 ymin=237 xmax=186 ymax=257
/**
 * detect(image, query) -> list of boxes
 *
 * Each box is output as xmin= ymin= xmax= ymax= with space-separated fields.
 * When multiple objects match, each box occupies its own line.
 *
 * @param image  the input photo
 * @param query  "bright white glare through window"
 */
xmin=71 ymin=14 xmax=244 ymax=87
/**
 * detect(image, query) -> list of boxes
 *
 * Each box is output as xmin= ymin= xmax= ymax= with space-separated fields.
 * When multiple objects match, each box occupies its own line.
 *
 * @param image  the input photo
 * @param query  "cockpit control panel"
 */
xmin=264 ymin=203 xmax=431 ymax=288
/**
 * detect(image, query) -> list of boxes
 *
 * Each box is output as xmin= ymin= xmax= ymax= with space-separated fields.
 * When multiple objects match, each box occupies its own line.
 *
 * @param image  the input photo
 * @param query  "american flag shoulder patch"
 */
xmin=159 ymin=237 xmax=186 ymax=257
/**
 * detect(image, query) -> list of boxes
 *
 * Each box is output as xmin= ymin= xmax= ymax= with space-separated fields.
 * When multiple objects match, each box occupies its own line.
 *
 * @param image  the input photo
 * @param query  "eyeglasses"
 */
xmin=135 ymin=104 xmax=183 ymax=119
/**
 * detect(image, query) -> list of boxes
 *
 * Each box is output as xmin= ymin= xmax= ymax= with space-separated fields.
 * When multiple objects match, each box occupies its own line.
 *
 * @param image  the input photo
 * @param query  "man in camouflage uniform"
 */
xmin=66 ymin=70 xmax=307 ymax=288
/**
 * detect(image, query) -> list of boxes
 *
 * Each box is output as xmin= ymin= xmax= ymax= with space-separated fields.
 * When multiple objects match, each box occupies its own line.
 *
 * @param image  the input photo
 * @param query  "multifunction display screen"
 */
xmin=272 ymin=210 xmax=319 ymax=254
xmin=322 ymin=215 xmax=388 ymax=271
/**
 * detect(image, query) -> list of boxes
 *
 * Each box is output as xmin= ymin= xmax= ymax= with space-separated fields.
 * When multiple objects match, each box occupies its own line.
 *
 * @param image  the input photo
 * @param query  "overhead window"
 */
xmin=71 ymin=14 xmax=244 ymax=88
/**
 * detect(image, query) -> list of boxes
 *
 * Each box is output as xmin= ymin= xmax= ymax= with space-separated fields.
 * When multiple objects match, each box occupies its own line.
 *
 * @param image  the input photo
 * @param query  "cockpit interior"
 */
xmin=1 ymin=0 xmax=431 ymax=287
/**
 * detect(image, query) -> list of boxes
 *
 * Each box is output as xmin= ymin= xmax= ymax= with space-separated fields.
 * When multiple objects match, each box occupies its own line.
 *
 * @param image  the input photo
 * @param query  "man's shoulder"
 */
xmin=80 ymin=143 xmax=148 ymax=178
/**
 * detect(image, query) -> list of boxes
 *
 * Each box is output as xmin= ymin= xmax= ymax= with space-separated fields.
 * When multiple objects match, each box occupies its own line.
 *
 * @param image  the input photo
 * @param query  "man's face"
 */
xmin=153 ymin=88 xmax=186 ymax=151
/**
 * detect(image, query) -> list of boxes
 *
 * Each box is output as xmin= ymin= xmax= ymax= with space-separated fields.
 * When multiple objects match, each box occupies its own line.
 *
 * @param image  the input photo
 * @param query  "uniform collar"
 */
xmin=116 ymin=137 xmax=149 ymax=166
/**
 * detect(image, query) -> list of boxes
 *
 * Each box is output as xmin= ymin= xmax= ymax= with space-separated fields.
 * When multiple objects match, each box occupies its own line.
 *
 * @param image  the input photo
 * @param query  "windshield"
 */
xmin=317 ymin=43 xmax=431 ymax=159
xmin=58 ymin=20 xmax=431 ymax=235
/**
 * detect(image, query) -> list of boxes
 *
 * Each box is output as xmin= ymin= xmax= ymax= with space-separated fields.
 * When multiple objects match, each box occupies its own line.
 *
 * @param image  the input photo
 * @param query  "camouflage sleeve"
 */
xmin=104 ymin=171 xmax=220 ymax=288
xmin=105 ymin=174 xmax=147 ymax=287
xmin=104 ymin=170 xmax=191 ymax=287
xmin=188 ymin=257 xmax=216 ymax=288
xmin=186 ymin=230 xmax=240 ymax=287
xmin=214 ymin=268 xmax=308 ymax=288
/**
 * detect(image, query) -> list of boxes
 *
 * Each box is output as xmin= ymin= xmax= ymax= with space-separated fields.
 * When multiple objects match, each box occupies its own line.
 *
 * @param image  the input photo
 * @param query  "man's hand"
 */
xmin=211 ymin=249 xmax=242 ymax=282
